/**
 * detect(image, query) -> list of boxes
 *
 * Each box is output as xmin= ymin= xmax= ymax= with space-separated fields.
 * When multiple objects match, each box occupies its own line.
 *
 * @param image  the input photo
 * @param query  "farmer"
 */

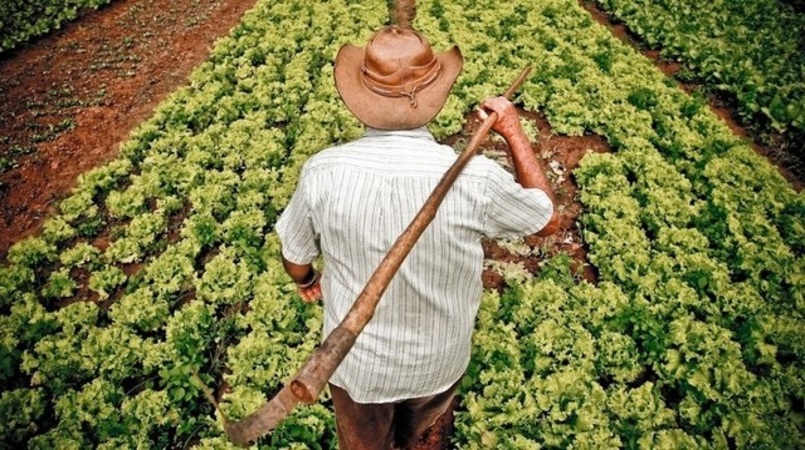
xmin=275 ymin=24 xmax=558 ymax=450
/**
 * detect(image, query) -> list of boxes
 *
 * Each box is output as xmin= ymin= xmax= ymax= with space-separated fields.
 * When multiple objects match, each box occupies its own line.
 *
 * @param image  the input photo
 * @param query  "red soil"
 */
xmin=0 ymin=0 xmax=259 ymax=257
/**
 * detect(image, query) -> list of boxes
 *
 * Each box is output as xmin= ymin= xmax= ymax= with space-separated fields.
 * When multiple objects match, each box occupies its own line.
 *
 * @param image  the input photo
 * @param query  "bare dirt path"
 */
xmin=0 ymin=0 xmax=259 ymax=257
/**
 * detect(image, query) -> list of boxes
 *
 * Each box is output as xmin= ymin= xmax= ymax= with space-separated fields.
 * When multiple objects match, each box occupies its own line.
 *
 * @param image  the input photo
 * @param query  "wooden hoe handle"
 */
xmin=223 ymin=66 xmax=532 ymax=446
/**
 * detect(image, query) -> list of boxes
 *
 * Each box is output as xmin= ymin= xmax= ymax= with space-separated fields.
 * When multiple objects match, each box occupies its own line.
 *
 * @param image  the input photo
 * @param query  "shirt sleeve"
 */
xmin=482 ymin=163 xmax=554 ymax=240
xmin=274 ymin=168 xmax=320 ymax=264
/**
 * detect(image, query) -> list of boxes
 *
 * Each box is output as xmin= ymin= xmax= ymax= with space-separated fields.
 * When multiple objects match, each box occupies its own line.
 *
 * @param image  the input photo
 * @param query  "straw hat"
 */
xmin=334 ymin=26 xmax=463 ymax=130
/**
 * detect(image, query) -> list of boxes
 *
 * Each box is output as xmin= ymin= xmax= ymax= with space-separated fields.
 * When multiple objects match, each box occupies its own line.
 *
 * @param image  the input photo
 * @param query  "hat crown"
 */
xmin=332 ymin=24 xmax=463 ymax=130
xmin=364 ymin=26 xmax=436 ymax=76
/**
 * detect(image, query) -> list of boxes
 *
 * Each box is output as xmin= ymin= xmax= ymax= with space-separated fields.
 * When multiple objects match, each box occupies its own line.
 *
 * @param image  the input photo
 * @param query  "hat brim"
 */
xmin=334 ymin=44 xmax=463 ymax=130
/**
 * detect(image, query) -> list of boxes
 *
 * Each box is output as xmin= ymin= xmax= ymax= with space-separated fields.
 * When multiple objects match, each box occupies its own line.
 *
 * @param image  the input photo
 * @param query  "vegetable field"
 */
xmin=593 ymin=0 xmax=804 ymax=136
xmin=1 ymin=0 xmax=803 ymax=449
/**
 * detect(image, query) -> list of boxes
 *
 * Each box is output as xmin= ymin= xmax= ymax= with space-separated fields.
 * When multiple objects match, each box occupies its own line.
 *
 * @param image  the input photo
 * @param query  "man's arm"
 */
xmin=481 ymin=96 xmax=560 ymax=237
xmin=282 ymin=256 xmax=322 ymax=303
xmin=275 ymin=165 xmax=323 ymax=303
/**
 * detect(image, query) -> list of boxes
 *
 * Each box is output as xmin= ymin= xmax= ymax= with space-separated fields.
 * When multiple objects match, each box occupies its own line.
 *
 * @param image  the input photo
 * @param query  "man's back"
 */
xmin=276 ymin=127 xmax=553 ymax=402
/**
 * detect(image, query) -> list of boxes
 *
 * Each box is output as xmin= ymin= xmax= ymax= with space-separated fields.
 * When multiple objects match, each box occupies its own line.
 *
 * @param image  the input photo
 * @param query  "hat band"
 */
xmin=360 ymin=57 xmax=441 ymax=108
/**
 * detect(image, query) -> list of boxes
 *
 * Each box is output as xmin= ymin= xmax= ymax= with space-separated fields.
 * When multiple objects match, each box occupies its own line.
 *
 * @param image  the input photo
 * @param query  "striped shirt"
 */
xmin=275 ymin=127 xmax=553 ymax=403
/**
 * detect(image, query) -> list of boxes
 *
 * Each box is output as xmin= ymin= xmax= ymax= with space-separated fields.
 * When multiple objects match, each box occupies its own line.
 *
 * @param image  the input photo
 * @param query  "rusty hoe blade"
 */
xmin=222 ymin=66 xmax=532 ymax=446
xmin=224 ymin=385 xmax=300 ymax=446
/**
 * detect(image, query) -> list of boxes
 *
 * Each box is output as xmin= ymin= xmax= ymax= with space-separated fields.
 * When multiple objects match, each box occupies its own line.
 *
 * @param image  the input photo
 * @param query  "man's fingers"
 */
xmin=300 ymin=284 xmax=322 ymax=303
xmin=481 ymin=96 xmax=510 ymax=114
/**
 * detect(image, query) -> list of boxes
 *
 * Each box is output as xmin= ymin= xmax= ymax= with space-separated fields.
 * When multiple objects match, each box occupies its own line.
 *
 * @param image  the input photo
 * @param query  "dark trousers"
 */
xmin=329 ymin=380 xmax=459 ymax=450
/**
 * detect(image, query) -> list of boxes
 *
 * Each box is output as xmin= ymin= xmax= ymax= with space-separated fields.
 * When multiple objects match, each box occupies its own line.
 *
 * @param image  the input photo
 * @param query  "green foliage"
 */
xmin=460 ymin=266 xmax=803 ymax=448
xmin=0 ymin=0 xmax=114 ymax=54
xmin=59 ymin=242 xmax=102 ymax=269
xmin=460 ymin=279 xmax=632 ymax=448
xmin=88 ymin=265 xmax=126 ymax=300
xmin=595 ymin=331 xmax=642 ymax=384
xmin=0 ymin=296 xmax=57 ymax=370
xmin=6 ymin=237 xmax=57 ymax=268
xmin=0 ymin=387 xmax=46 ymax=444
xmin=75 ymin=158 xmax=132 ymax=197
xmin=20 ymin=302 xmax=99 ymax=394
xmin=41 ymin=216 xmax=76 ymax=245
xmin=142 ymin=240 xmax=198 ymax=297
xmin=24 ymin=378 xmax=179 ymax=448
xmin=0 ymin=264 xmax=35 ymax=308
xmin=108 ymin=286 xmax=170 ymax=332
xmin=52 ymin=378 xmax=125 ymax=442
xmin=106 ymin=211 xmax=167 ymax=263
xmin=195 ymin=247 xmax=253 ymax=305
xmin=163 ymin=301 xmax=216 ymax=368
xmin=1 ymin=0 xmax=803 ymax=447
xmin=595 ymin=0 xmax=805 ymax=134
xmin=95 ymin=389 xmax=181 ymax=449
xmin=267 ymin=404 xmax=337 ymax=449
xmin=82 ymin=325 xmax=147 ymax=382
xmin=42 ymin=267 xmax=77 ymax=300
xmin=105 ymin=182 xmax=149 ymax=219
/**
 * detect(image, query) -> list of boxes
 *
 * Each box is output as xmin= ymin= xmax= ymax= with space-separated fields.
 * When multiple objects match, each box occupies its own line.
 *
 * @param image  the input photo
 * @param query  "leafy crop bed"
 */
xmin=593 ymin=0 xmax=804 ymax=137
xmin=0 ymin=0 xmax=803 ymax=448
xmin=0 ymin=0 xmax=114 ymax=53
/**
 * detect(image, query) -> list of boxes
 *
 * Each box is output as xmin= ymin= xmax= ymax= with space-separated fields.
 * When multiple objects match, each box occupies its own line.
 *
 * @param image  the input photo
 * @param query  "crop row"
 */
xmin=418 ymin=0 xmax=803 ymax=447
xmin=593 ymin=0 xmax=805 ymax=136
xmin=1 ymin=1 xmax=385 ymax=447
xmin=1 ymin=0 xmax=803 ymax=448
xmin=0 ymin=0 xmax=113 ymax=53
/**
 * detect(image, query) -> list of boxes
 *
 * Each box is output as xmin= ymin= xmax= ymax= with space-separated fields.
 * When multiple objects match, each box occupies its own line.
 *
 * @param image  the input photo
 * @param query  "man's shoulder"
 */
xmin=301 ymin=142 xmax=353 ymax=168
xmin=301 ymin=135 xmax=503 ymax=182
xmin=305 ymin=135 xmax=445 ymax=164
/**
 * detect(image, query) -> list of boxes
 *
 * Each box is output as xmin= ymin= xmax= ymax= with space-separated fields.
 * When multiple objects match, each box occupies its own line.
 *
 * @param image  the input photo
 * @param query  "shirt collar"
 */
xmin=364 ymin=127 xmax=436 ymax=142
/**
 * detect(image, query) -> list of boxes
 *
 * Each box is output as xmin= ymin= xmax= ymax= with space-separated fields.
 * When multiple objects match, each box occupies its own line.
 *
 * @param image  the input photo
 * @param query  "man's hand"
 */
xmin=478 ymin=96 xmax=524 ymax=142
xmin=296 ymin=270 xmax=322 ymax=303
